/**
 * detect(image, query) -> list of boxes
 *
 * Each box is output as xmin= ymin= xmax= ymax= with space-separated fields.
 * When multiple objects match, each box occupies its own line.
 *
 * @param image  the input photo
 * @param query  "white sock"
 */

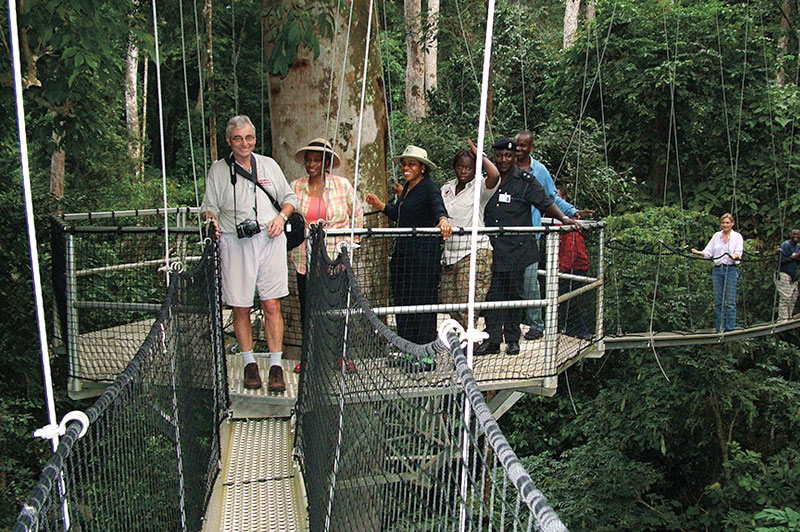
xmin=269 ymin=351 xmax=282 ymax=368
xmin=241 ymin=350 xmax=256 ymax=366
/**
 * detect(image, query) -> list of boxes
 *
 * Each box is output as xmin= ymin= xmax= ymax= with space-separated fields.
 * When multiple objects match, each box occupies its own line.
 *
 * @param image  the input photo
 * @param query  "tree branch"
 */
xmin=34 ymin=96 xmax=75 ymax=117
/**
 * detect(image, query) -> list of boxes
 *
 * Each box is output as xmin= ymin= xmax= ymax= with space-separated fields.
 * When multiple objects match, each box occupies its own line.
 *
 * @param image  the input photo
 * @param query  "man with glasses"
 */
xmin=201 ymin=115 xmax=297 ymax=392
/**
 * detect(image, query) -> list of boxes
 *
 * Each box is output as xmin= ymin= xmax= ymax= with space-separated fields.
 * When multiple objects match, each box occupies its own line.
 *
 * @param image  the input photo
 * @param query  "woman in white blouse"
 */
xmin=691 ymin=213 xmax=744 ymax=332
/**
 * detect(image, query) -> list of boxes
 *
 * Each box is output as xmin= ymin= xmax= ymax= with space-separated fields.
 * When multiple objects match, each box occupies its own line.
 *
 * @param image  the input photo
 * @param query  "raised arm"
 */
xmin=467 ymin=138 xmax=499 ymax=189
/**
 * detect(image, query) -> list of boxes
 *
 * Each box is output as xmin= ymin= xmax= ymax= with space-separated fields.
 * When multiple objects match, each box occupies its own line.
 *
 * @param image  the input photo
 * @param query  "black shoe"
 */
xmin=524 ymin=328 xmax=543 ymax=341
xmin=474 ymin=342 xmax=500 ymax=356
xmin=387 ymin=352 xmax=414 ymax=368
xmin=506 ymin=341 xmax=520 ymax=355
xmin=404 ymin=354 xmax=437 ymax=373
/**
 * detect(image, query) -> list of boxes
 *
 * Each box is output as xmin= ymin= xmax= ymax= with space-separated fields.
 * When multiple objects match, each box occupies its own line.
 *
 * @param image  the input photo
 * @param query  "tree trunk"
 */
xmin=50 ymin=130 xmax=65 ymax=200
xmin=204 ymin=0 xmax=218 ymax=161
xmin=125 ymin=36 xmax=141 ymax=179
xmin=265 ymin=0 xmax=389 ymax=321
xmin=585 ymin=0 xmax=596 ymax=22
xmin=140 ymin=57 xmax=148 ymax=181
xmin=424 ymin=0 xmax=439 ymax=92
xmin=776 ymin=0 xmax=792 ymax=85
xmin=265 ymin=1 xmax=387 ymax=194
xmin=405 ymin=0 xmax=426 ymax=121
xmin=563 ymin=0 xmax=580 ymax=49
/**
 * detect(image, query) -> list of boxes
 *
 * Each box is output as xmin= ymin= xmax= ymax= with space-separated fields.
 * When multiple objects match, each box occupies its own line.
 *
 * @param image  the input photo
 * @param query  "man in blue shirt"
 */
xmin=515 ymin=131 xmax=579 ymax=340
xmin=775 ymin=228 xmax=800 ymax=321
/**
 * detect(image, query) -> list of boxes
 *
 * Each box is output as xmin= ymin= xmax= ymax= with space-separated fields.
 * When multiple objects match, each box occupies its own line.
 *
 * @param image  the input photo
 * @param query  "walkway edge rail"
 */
xmin=445 ymin=331 xmax=569 ymax=532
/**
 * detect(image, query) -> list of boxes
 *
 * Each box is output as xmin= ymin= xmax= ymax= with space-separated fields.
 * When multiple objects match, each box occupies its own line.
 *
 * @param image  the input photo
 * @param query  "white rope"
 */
xmin=349 ymin=0 xmax=374 ymax=240
xmin=330 ymin=0 xmax=355 ymax=184
xmin=7 ymin=2 xmax=71 ymax=526
xmin=459 ymin=2 xmax=496 ymax=530
xmin=325 ymin=3 xmax=376 ymax=530
xmin=33 ymin=411 xmax=90 ymax=441
xmin=177 ymin=0 xmax=203 ymax=241
xmin=151 ymin=0 xmax=171 ymax=284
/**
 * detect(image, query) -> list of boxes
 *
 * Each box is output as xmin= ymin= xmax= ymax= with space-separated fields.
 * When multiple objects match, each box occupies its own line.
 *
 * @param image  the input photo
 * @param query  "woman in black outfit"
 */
xmin=366 ymin=145 xmax=452 ymax=346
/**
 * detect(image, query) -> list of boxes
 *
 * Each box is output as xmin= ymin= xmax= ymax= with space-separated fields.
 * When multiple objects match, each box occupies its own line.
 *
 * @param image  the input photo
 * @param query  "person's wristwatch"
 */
xmin=279 ymin=212 xmax=288 ymax=223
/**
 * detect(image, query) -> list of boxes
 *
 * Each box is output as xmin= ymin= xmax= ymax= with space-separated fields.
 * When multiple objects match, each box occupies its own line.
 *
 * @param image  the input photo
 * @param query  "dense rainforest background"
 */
xmin=2 ymin=0 xmax=800 ymax=529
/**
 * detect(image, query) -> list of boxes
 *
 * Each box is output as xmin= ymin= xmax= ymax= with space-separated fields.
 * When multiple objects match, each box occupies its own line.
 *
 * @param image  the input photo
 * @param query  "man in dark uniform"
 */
xmin=475 ymin=138 xmax=576 ymax=355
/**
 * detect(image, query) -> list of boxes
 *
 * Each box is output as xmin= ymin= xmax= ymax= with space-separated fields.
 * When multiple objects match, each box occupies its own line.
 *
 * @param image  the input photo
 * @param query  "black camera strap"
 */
xmin=227 ymin=153 xmax=285 ymax=216
xmin=228 ymin=153 xmax=260 ymax=228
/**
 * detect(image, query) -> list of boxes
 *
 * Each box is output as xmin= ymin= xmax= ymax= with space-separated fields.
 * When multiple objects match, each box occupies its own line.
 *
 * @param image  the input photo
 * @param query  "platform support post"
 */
xmin=542 ymin=230 xmax=560 ymax=390
xmin=596 ymin=226 xmax=605 ymax=340
xmin=65 ymin=233 xmax=81 ymax=393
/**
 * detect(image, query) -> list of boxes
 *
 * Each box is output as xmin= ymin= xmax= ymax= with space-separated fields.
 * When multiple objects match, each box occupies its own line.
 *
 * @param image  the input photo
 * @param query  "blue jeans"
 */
xmin=523 ymin=262 xmax=544 ymax=331
xmin=712 ymin=265 xmax=738 ymax=332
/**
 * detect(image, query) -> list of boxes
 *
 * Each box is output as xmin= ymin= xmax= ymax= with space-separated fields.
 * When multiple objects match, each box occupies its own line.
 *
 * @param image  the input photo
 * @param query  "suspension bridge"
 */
xmin=8 ymin=0 xmax=800 ymax=528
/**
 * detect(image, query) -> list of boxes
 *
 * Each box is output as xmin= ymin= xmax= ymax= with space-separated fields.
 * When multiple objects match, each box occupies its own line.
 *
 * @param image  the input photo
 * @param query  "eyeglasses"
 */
xmin=231 ymin=135 xmax=255 ymax=143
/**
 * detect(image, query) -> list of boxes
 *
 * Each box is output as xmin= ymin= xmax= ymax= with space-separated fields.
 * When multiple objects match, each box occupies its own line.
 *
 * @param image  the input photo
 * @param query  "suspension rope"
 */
xmin=730 ymin=2 xmax=751 ymax=222
xmin=459 ymin=0 xmax=496 ymax=528
xmin=329 ymin=0 xmax=355 ymax=170
xmin=323 ymin=1 xmax=376 ymax=529
xmin=378 ymin=0 xmax=398 ymax=178
xmin=453 ymin=0 xmax=494 ymax=139
xmin=151 ymin=0 xmax=171 ymax=283
xmin=7 ymin=0 xmax=74 ymax=527
xmin=178 ymin=0 xmax=203 ymax=240
xmin=553 ymin=0 xmax=618 ymax=180
xmin=192 ymin=0 xmax=209 ymax=176
xmin=755 ymin=8 xmax=787 ymax=323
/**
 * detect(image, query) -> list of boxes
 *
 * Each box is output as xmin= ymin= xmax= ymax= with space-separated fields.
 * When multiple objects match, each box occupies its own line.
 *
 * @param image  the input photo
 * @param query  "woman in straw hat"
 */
xmin=366 ymin=146 xmax=452 ymax=366
xmin=290 ymin=138 xmax=364 ymax=372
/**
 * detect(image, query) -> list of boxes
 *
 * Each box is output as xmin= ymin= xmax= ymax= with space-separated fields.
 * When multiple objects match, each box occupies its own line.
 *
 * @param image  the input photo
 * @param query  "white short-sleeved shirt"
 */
xmin=440 ymin=176 xmax=499 ymax=265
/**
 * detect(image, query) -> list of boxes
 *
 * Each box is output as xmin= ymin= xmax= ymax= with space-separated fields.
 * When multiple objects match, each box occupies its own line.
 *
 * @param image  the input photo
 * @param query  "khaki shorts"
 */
xmin=219 ymin=231 xmax=288 ymax=307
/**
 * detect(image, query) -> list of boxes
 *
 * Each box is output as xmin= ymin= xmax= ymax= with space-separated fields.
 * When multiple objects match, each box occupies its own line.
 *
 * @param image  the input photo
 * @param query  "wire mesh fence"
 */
xmin=299 ymin=222 xmax=605 ymax=388
xmin=294 ymin=228 xmax=569 ymax=531
xmin=51 ymin=210 xmax=303 ymax=393
xmin=14 ymin=237 xmax=228 ymax=532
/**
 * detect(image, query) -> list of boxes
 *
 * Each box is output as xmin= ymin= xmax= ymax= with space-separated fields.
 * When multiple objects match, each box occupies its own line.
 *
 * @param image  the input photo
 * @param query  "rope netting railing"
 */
xmin=14 ymin=236 xmax=227 ymax=532
xmin=294 ymin=227 xmax=569 ymax=531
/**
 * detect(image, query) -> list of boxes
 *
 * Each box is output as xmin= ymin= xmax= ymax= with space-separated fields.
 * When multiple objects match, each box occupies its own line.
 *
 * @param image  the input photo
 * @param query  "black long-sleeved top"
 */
xmin=484 ymin=166 xmax=552 ymax=271
xmin=383 ymin=176 xmax=448 ymax=228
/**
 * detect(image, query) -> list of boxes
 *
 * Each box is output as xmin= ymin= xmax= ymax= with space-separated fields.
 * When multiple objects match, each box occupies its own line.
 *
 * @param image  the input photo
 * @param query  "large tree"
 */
xmin=264 ymin=0 xmax=388 ymax=199
xmin=404 ymin=0 xmax=426 ymax=120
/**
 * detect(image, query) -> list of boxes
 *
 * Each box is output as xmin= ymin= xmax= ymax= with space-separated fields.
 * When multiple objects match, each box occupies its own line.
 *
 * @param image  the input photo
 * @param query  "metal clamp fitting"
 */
xmin=33 ymin=411 xmax=90 ymax=441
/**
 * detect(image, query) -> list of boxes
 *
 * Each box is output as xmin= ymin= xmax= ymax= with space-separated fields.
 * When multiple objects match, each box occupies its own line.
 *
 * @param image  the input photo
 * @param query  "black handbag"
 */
xmin=227 ymin=154 xmax=306 ymax=250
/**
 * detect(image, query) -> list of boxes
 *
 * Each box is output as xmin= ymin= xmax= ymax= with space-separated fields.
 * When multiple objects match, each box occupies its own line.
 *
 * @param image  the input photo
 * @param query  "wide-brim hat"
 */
xmin=294 ymin=138 xmax=341 ymax=169
xmin=391 ymin=145 xmax=437 ymax=171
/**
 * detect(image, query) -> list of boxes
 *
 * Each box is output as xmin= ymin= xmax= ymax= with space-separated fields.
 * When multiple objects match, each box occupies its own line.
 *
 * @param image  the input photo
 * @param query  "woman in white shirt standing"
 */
xmin=439 ymin=139 xmax=500 ymax=328
xmin=691 ymin=213 xmax=744 ymax=332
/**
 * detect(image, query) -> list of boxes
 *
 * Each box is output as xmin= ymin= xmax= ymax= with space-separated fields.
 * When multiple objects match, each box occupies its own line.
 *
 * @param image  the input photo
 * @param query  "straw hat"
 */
xmin=391 ymin=145 xmax=437 ymax=171
xmin=294 ymin=138 xmax=341 ymax=169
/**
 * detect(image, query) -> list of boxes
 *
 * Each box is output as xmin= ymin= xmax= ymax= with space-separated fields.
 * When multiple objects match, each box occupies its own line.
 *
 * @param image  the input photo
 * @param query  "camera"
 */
xmin=236 ymin=218 xmax=261 ymax=239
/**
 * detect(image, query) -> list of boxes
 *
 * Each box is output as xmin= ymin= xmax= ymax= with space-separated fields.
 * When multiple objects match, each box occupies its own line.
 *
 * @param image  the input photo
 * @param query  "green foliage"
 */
xmin=264 ymin=2 xmax=334 ymax=78
xmin=755 ymin=507 xmax=800 ymax=531
xmin=605 ymin=206 xmax=715 ymax=332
